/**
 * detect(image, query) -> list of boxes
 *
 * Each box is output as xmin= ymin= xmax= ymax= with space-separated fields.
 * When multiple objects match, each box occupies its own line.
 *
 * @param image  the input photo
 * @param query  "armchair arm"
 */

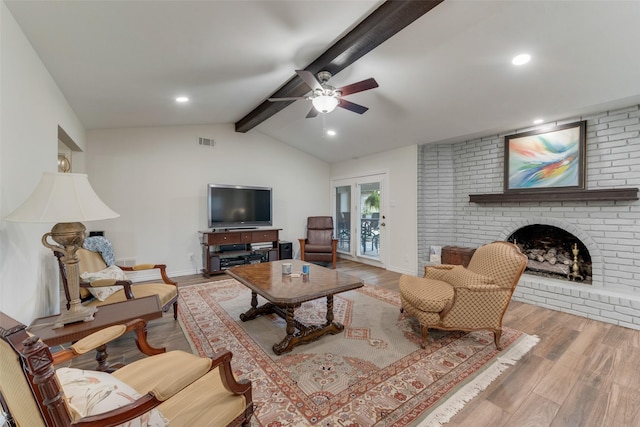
xmin=298 ymin=239 xmax=307 ymax=260
xmin=52 ymin=319 xmax=165 ymax=365
xmin=441 ymin=286 xmax=513 ymax=330
xmin=82 ymin=278 xmax=123 ymax=287
xmin=423 ymin=264 xmax=456 ymax=280
xmin=119 ymin=264 xmax=177 ymax=286
xmin=80 ymin=278 xmax=135 ymax=300
xmin=211 ymin=349 xmax=253 ymax=397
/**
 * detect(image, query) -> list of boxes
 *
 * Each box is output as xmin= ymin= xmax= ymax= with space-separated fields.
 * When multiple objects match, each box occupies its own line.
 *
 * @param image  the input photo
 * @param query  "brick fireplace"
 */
xmin=418 ymin=104 xmax=640 ymax=330
xmin=507 ymin=222 xmax=593 ymax=284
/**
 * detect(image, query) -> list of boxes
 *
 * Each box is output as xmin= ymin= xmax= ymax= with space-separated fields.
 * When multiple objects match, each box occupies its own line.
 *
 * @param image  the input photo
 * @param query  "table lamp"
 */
xmin=4 ymin=172 xmax=119 ymax=328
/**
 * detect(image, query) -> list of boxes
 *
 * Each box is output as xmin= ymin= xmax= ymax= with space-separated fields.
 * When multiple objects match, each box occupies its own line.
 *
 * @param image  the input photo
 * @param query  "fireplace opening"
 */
xmin=507 ymin=224 xmax=592 ymax=283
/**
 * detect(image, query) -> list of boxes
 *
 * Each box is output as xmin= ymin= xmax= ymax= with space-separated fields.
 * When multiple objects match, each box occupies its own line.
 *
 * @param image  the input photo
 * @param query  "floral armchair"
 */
xmin=399 ymin=241 xmax=527 ymax=350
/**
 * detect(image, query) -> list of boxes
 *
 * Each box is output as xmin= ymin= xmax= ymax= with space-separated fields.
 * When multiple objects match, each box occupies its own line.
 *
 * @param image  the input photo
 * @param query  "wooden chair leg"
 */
xmin=493 ymin=328 xmax=503 ymax=350
xmin=420 ymin=325 xmax=429 ymax=349
xmin=173 ymin=301 xmax=178 ymax=320
xmin=132 ymin=319 xmax=166 ymax=356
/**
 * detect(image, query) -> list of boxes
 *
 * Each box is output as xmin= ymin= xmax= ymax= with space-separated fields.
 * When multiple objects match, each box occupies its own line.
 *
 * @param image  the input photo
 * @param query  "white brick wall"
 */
xmin=418 ymin=104 xmax=640 ymax=330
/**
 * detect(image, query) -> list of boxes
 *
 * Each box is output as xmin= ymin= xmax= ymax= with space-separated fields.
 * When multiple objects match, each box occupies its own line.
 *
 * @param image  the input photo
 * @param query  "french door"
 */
xmin=332 ymin=173 xmax=386 ymax=266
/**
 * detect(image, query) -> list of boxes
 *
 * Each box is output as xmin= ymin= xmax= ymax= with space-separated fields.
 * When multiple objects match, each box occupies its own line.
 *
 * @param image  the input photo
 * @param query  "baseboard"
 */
xmin=127 ymin=268 xmax=199 ymax=283
xmin=385 ymin=265 xmax=416 ymax=276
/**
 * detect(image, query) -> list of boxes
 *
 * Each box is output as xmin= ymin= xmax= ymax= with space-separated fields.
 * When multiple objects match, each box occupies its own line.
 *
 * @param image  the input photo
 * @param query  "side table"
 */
xmin=29 ymin=296 xmax=163 ymax=371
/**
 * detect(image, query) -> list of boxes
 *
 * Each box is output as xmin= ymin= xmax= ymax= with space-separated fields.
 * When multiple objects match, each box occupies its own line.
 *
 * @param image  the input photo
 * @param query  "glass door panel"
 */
xmin=332 ymin=173 xmax=385 ymax=267
xmin=357 ymin=181 xmax=381 ymax=260
xmin=335 ymin=185 xmax=351 ymax=253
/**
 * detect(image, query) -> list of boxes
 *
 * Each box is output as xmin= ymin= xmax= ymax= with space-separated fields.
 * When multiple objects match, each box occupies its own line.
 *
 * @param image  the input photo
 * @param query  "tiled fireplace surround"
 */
xmin=418 ymin=104 xmax=640 ymax=330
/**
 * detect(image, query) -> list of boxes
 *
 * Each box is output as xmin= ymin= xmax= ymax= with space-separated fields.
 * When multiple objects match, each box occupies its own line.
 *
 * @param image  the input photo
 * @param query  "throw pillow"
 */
xmin=81 ymin=265 xmax=127 ymax=282
xmin=440 ymin=265 xmax=495 ymax=288
xmin=80 ymin=265 xmax=127 ymax=301
xmin=56 ymin=367 xmax=168 ymax=426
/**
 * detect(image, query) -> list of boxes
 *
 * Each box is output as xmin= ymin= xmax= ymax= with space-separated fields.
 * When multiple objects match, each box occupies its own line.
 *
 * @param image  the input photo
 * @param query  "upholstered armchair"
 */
xmin=399 ymin=241 xmax=527 ymax=350
xmin=0 ymin=312 xmax=253 ymax=426
xmin=299 ymin=216 xmax=338 ymax=269
xmin=55 ymin=236 xmax=179 ymax=319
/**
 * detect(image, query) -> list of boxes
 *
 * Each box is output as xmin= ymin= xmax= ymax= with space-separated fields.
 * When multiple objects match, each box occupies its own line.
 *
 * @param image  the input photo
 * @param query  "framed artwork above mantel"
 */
xmin=504 ymin=120 xmax=586 ymax=193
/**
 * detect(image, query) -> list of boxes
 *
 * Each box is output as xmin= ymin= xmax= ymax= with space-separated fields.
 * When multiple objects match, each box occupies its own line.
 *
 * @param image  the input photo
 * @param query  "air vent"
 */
xmin=198 ymin=137 xmax=215 ymax=148
xmin=116 ymin=258 xmax=136 ymax=267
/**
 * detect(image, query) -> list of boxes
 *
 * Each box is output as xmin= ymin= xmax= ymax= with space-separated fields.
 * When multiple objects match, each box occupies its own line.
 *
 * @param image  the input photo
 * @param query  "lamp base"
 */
xmin=53 ymin=303 xmax=98 ymax=329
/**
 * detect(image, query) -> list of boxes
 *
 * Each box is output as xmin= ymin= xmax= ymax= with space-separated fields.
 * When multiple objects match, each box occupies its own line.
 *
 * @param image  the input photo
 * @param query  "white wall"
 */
xmin=331 ymin=145 xmax=418 ymax=275
xmin=0 ymin=2 xmax=86 ymax=324
xmin=0 ymin=0 xmax=415 ymax=323
xmin=86 ymin=125 xmax=330 ymax=279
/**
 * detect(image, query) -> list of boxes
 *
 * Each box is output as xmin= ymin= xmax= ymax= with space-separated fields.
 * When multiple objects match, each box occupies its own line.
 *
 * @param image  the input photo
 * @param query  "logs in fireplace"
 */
xmin=508 ymin=224 xmax=592 ymax=283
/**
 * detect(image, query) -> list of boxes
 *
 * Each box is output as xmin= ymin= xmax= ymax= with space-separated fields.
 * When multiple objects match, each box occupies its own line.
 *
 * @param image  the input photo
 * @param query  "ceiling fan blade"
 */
xmin=305 ymin=107 xmax=319 ymax=119
xmin=338 ymin=98 xmax=369 ymax=114
xmin=336 ymin=78 xmax=378 ymax=96
xmin=296 ymin=70 xmax=323 ymax=92
xmin=268 ymin=97 xmax=307 ymax=102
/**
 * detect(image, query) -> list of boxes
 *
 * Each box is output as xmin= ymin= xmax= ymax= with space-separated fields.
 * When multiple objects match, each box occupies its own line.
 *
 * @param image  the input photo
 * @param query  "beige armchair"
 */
xmin=0 ymin=312 xmax=253 ymax=426
xmin=55 ymin=237 xmax=179 ymax=319
xmin=399 ymin=241 xmax=527 ymax=350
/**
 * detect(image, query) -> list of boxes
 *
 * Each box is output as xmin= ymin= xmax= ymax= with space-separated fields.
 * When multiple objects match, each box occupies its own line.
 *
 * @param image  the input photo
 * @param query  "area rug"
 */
xmin=178 ymin=279 xmax=538 ymax=426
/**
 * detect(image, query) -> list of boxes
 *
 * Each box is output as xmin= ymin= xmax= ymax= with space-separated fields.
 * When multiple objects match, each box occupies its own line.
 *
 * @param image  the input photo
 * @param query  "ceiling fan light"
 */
xmin=312 ymin=95 xmax=339 ymax=113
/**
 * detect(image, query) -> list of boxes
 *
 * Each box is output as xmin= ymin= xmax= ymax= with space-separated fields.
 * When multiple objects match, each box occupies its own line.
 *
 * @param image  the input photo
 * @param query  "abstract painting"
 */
xmin=505 ymin=121 xmax=586 ymax=192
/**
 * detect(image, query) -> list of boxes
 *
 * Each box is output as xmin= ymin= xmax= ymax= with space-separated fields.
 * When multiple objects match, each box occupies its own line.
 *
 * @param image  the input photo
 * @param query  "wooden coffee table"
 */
xmin=226 ymin=260 xmax=364 ymax=355
xmin=28 ymin=296 xmax=163 ymax=371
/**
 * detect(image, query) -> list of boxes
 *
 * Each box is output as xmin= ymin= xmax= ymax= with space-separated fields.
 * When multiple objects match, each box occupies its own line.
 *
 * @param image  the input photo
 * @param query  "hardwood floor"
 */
xmin=61 ymin=260 xmax=640 ymax=426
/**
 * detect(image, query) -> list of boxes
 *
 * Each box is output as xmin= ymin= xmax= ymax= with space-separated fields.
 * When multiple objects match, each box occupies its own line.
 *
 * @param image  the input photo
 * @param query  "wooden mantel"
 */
xmin=469 ymin=188 xmax=639 ymax=203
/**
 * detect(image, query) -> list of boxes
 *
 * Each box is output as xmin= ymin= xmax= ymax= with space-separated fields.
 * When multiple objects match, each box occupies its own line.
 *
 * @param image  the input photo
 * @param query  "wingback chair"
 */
xmin=399 ymin=241 xmax=527 ymax=350
xmin=0 ymin=312 xmax=253 ymax=426
xmin=298 ymin=216 xmax=338 ymax=269
xmin=55 ymin=236 xmax=179 ymax=319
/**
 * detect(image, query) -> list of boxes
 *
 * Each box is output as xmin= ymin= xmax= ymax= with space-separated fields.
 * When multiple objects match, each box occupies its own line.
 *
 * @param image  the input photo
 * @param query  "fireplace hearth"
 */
xmin=507 ymin=224 xmax=592 ymax=284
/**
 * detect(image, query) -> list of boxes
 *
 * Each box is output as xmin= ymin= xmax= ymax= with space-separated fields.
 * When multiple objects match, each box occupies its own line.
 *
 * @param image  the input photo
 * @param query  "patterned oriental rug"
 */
xmin=178 ymin=279 xmax=538 ymax=426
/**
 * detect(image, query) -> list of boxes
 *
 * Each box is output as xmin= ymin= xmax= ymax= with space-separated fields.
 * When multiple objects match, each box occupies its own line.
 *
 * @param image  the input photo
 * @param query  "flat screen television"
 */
xmin=207 ymin=184 xmax=272 ymax=229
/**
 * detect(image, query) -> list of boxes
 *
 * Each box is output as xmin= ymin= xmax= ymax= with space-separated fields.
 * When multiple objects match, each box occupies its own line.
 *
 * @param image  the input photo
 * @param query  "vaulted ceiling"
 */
xmin=5 ymin=0 xmax=640 ymax=163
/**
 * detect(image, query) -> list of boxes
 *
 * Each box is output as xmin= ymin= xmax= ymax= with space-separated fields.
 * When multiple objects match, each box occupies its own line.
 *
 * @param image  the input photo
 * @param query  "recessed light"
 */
xmin=512 ymin=53 xmax=531 ymax=66
xmin=326 ymin=129 xmax=336 ymax=136
xmin=176 ymin=96 xmax=189 ymax=103
xmin=533 ymin=118 xmax=544 ymax=124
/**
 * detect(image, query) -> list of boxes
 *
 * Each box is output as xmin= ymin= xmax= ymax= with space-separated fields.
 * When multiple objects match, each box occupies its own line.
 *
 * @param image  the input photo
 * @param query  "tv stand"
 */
xmin=224 ymin=227 xmax=257 ymax=231
xmin=200 ymin=229 xmax=281 ymax=277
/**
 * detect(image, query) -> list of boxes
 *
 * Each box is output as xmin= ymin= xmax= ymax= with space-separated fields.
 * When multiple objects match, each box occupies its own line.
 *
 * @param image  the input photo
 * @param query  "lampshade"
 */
xmin=4 ymin=172 xmax=119 ymax=223
xmin=311 ymin=95 xmax=339 ymax=114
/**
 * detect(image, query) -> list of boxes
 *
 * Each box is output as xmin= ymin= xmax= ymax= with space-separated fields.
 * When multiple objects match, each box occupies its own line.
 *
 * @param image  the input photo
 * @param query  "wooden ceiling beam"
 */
xmin=235 ymin=0 xmax=444 ymax=133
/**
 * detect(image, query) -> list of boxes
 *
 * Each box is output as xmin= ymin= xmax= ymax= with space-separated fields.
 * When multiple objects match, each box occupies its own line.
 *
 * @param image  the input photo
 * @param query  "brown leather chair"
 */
xmin=298 ymin=216 xmax=338 ymax=269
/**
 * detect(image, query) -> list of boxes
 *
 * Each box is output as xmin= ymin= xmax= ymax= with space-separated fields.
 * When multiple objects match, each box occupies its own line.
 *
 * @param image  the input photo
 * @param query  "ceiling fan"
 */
xmin=268 ymin=70 xmax=379 ymax=118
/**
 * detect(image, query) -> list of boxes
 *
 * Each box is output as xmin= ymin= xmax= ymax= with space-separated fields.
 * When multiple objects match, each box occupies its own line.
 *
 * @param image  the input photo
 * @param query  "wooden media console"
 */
xmin=200 ymin=228 xmax=281 ymax=277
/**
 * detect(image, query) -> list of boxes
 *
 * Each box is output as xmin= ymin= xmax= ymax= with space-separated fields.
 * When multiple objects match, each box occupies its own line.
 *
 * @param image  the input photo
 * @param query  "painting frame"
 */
xmin=504 ymin=120 xmax=586 ymax=193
